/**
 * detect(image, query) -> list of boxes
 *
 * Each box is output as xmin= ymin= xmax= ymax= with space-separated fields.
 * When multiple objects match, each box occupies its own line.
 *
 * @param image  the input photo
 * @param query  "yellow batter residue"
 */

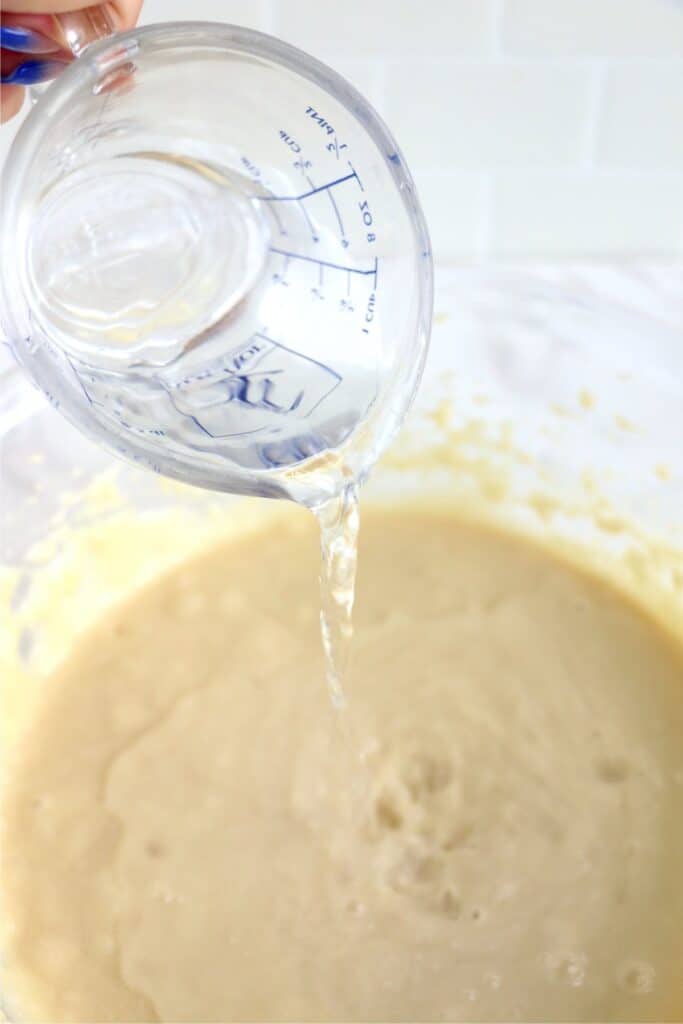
xmin=1 ymin=503 xmax=683 ymax=1022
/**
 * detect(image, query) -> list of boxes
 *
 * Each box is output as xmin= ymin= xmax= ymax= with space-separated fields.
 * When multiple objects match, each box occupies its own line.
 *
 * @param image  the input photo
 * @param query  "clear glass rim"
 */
xmin=2 ymin=18 xmax=433 ymax=346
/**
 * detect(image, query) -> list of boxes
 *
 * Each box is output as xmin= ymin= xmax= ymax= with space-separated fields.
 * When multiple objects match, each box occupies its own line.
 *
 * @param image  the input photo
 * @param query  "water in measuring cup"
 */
xmin=26 ymin=150 xmax=379 ymax=706
xmin=26 ymin=151 xmax=380 ymax=485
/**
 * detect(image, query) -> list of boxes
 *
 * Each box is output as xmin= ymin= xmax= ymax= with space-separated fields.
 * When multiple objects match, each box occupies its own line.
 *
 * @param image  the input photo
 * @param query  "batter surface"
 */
xmin=2 ymin=507 xmax=683 ymax=1022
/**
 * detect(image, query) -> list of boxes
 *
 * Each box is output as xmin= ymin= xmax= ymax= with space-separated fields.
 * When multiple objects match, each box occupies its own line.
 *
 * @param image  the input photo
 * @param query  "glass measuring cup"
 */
xmin=0 ymin=22 xmax=432 ymax=505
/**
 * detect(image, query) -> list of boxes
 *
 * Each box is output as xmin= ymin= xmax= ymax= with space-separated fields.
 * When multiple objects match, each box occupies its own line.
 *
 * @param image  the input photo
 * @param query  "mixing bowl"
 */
xmin=1 ymin=265 xmax=682 ymax=1019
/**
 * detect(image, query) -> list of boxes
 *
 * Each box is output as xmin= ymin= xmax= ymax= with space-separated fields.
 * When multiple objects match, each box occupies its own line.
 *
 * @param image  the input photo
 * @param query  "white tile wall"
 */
xmin=273 ymin=0 xmax=492 ymax=57
xmin=503 ymin=0 xmax=683 ymax=57
xmin=598 ymin=63 xmax=683 ymax=169
xmin=412 ymin=171 xmax=486 ymax=262
xmin=385 ymin=61 xmax=592 ymax=169
xmin=143 ymin=0 xmax=272 ymax=32
xmin=491 ymin=171 xmax=683 ymax=257
xmin=1 ymin=0 xmax=682 ymax=260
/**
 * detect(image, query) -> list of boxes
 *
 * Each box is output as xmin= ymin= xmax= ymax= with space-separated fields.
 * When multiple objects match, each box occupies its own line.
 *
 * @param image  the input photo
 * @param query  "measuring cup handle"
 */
xmin=28 ymin=3 xmax=117 ymax=106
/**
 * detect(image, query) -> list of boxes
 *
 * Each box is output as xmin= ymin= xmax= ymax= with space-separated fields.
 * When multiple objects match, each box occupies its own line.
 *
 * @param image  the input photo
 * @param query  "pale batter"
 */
xmin=2 ymin=506 xmax=683 ymax=1022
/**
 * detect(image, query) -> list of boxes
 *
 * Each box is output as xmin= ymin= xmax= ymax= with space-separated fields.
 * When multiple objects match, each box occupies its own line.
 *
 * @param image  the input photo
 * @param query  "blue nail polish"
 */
xmin=1 ymin=26 xmax=56 ymax=53
xmin=1 ymin=59 xmax=67 ymax=86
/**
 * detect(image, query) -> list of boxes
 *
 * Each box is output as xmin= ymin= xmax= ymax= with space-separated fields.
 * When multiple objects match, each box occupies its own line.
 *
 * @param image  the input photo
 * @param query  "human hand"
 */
xmin=1 ymin=1 xmax=143 ymax=122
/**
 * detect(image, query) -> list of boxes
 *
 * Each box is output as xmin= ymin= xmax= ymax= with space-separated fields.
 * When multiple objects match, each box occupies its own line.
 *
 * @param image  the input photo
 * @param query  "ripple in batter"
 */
xmin=2 ymin=507 xmax=683 ymax=1022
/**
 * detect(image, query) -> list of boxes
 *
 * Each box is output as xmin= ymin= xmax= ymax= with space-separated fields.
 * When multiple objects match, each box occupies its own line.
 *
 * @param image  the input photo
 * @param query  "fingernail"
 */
xmin=0 ymin=26 xmax=59 ymax=54
xmin=1 ymin=58 xmax=68 ymax=86
xmin=57 ymin=6 xmax=116 ymax=58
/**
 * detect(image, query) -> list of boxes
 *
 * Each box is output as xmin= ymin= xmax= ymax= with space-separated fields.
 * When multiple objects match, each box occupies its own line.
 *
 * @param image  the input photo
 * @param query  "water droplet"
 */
xmin=544 ymin=951 xmax=587 ymax=988
xmin=617 ymin=960 xmax=655 ymax=994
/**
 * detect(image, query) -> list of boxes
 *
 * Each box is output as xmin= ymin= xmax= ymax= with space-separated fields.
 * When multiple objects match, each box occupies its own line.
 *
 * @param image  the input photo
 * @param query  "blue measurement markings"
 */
xmin=159 ymin=334 xmax=342 ymax=440
xmin=70 ymin=332 xmax=343 ymax=444
xmin=259 ymin=170 xmax=358 ymax=203
xmin=270 ymin=247 xmax=378 ymax=285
